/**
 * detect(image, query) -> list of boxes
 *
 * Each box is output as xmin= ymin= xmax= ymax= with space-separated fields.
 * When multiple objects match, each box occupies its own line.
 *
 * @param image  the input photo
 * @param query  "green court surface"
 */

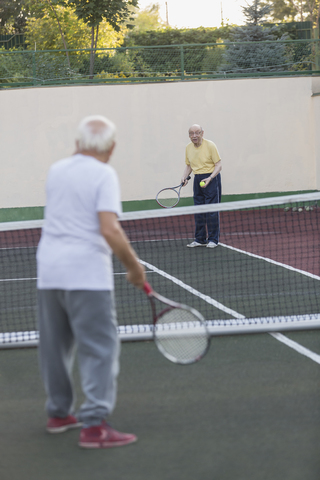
xmin=1 ymin=332 xmax=320 ymax=480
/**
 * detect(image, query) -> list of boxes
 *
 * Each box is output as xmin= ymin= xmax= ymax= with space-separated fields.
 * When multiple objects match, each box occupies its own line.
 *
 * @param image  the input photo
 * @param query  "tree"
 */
xmin=0 ymin=0 xmax=30 ymax=33
xmin=262 ymin=0 xmax=320 ymax=28
xmin=25 ymin=4 xmax=126 ymax=50
xmin=63 ymin=0 xmax=138 ymax=76
xmin=22 ymin=0 xmax=75 ymax=68
xmin=261 ymin=0 xmax=320 ymax=39
xmin=131 ymin=3 xmax=165 ymax=32
xmin=261 ymin=0 xmax=297 ymax=21
xmin=219 ymin=0 xmax=288 ymax=74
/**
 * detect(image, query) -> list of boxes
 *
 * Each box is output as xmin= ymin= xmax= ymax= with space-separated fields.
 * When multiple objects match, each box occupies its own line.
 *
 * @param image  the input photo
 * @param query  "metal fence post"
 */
xmin=311 ymin=29 xmax=320 ymax=71
xmin=315 ymin=31 xmax=320 ymax=71
xmin=32 ymin=51 xmax=36 ymax=85
xmin=180 ymin=45 xmax=185 ymax=80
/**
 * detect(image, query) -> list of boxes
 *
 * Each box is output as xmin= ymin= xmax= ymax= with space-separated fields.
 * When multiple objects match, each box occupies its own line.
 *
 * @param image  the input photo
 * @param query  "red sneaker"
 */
xmin=79 ymin=421 xmax=137 ymax=449
xmin=47 ymin=415 xmax=82 ymax=433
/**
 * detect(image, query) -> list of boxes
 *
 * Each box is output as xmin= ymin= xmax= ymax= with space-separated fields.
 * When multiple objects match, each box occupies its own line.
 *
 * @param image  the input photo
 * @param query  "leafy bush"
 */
xmin=123 ymin=26 xmax=234 ymax=48
xmin=0 ymin=47 xmax=33 ymax=84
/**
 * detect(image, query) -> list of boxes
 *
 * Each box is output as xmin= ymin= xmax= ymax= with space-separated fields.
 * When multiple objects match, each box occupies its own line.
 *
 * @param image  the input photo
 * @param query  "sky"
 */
xmin=137 ymin=0 xmax=246 ymax=29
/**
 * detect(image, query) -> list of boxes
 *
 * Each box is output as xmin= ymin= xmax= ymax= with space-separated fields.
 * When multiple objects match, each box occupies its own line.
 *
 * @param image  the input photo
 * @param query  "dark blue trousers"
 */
xmin=193 ymin=173 xmax=221 ymax=245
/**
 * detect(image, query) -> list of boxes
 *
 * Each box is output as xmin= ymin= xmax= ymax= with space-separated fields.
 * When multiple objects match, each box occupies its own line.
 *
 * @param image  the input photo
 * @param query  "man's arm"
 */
xmin=98 ymin=212 xmax=146 ymax=289
xmin=202 ymin=160 xmax=222 ymax=188
xmin=181 ymin=165 xmax=192 ymax=186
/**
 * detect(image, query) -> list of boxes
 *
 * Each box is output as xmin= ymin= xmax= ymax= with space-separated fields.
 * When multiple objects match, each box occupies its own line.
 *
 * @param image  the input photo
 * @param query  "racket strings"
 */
xmin=155 ymin=308 xmax=209 ymax=363
xmin=156 ymin=188 xmax=179 ymax=208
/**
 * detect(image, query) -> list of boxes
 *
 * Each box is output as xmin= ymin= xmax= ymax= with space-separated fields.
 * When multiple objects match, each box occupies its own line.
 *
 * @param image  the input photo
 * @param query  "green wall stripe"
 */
xmin=0 ymin=206 xmax=45 ymax=223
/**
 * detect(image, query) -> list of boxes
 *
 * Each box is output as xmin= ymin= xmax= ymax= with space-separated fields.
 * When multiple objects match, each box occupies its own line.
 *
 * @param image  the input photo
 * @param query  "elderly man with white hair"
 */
xmin=37 ymin=115 xmax=145 ymax=449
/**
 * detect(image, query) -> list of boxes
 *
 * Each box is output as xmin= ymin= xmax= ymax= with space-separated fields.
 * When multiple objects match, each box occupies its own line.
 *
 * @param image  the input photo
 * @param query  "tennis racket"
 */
xmin=143 ymin=281 xmax=210 ymax=364
xmin=156 ymin=175 xmax=191 ymax=208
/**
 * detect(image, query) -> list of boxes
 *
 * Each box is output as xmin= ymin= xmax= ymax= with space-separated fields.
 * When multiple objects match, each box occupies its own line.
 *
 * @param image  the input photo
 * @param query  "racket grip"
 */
xmin=143 ymin=281 xmax=153 ymax=295
xmin=181 ymin=175 xmax=191 ymax=186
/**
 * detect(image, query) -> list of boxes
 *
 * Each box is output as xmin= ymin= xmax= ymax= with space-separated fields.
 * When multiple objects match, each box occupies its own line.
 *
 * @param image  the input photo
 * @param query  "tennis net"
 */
xmin=1 ymin=192 xmax=320 ymax=348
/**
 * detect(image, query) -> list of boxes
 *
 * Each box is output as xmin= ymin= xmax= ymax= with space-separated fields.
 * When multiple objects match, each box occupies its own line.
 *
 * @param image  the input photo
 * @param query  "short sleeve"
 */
xmin=185 ymin=146 xmax=190 ymax=165
xmin=210 ymin=143 xmax=221 ymax=164
xmin=96 ymin=166 xmax=122 ymax=217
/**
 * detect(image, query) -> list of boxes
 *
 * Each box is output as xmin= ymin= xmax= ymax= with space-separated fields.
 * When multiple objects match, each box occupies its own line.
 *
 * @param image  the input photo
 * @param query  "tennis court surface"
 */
xmin=0 ymin=192 xmax=320 ymax=479
xmin=1 ymin=334 xmax=320 ymax=480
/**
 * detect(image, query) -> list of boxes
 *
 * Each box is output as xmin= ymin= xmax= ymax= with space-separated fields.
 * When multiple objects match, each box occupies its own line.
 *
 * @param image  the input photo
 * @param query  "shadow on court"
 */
xmin=0 ymin=334 xmax=320 ymax=480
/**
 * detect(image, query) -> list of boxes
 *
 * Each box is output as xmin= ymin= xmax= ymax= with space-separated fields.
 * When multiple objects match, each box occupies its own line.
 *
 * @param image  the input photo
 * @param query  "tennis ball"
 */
xmin=200 ymin=181 xmax=205 ymax=187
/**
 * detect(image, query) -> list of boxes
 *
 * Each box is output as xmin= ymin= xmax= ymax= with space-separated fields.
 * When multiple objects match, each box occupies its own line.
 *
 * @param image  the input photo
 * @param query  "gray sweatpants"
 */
xmin=37 ymin=289 xmax=120 ymax=426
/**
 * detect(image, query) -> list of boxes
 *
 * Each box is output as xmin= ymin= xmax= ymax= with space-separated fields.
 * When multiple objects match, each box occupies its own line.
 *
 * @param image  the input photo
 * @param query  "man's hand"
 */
xmin=200 ymin=161 xmax=222 ymax=188
xmin=181 ymin=177 xmax=189 ymax=186
xmin=126 ymin=262 xmax=146 ymax=289
xmin=200 ymin=177 xmax=212 ymax=188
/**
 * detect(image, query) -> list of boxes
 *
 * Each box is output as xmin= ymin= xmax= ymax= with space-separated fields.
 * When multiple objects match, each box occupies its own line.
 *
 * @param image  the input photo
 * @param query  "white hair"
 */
xmin=188 ymin=124 xmax=203 ymax=132
xmin=76 ymin=115 xmax=116 ymax=153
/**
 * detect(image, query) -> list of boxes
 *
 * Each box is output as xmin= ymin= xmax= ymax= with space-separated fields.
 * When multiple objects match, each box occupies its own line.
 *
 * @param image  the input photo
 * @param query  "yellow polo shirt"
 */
xmin=185 ymin=138 xmax=221 ymax=174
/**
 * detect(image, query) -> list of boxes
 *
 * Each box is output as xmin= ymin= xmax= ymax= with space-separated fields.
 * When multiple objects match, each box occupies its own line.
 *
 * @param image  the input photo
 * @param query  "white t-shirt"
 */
xmin=37 ymin=153 xmax=122 ymax=290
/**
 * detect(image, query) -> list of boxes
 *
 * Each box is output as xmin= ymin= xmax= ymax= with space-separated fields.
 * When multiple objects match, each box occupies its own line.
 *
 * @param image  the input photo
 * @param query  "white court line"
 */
xmin=139 ymin=259 xmax=245 ymax=320
xmin=270 ymin=333 xmax=320 ymax=364
xmin=220 ymin=242 xmax=320 ymax=281
xmin=140 ymin=250 xmax=320 ymax=364
xmin=0 ymin=277 xmax=37 ymax=282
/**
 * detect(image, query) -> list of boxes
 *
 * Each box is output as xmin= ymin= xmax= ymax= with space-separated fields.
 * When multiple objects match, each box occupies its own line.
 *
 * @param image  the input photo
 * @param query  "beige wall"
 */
xmin=0 ymin=76 xmax=319 ymax=208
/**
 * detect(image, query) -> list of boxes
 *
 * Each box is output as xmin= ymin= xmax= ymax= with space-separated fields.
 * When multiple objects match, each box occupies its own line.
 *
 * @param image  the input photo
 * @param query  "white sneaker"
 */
xmin=207 ymin=242 xmax=218 ymax=248
xmin=187 ymin=241 xmax=207 ymax=248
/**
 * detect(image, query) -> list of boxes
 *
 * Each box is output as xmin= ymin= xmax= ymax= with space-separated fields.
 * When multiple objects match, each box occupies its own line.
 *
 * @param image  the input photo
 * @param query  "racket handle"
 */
xmin=181 ymin=175 xmax=191 ymax=186
xmin=143 ymin=281 xmax=153 ymax=295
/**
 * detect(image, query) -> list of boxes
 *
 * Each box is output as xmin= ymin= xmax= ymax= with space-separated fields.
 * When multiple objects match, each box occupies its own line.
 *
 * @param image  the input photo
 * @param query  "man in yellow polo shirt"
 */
xmin=181 ymin=124 xmax=222 ymax=248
